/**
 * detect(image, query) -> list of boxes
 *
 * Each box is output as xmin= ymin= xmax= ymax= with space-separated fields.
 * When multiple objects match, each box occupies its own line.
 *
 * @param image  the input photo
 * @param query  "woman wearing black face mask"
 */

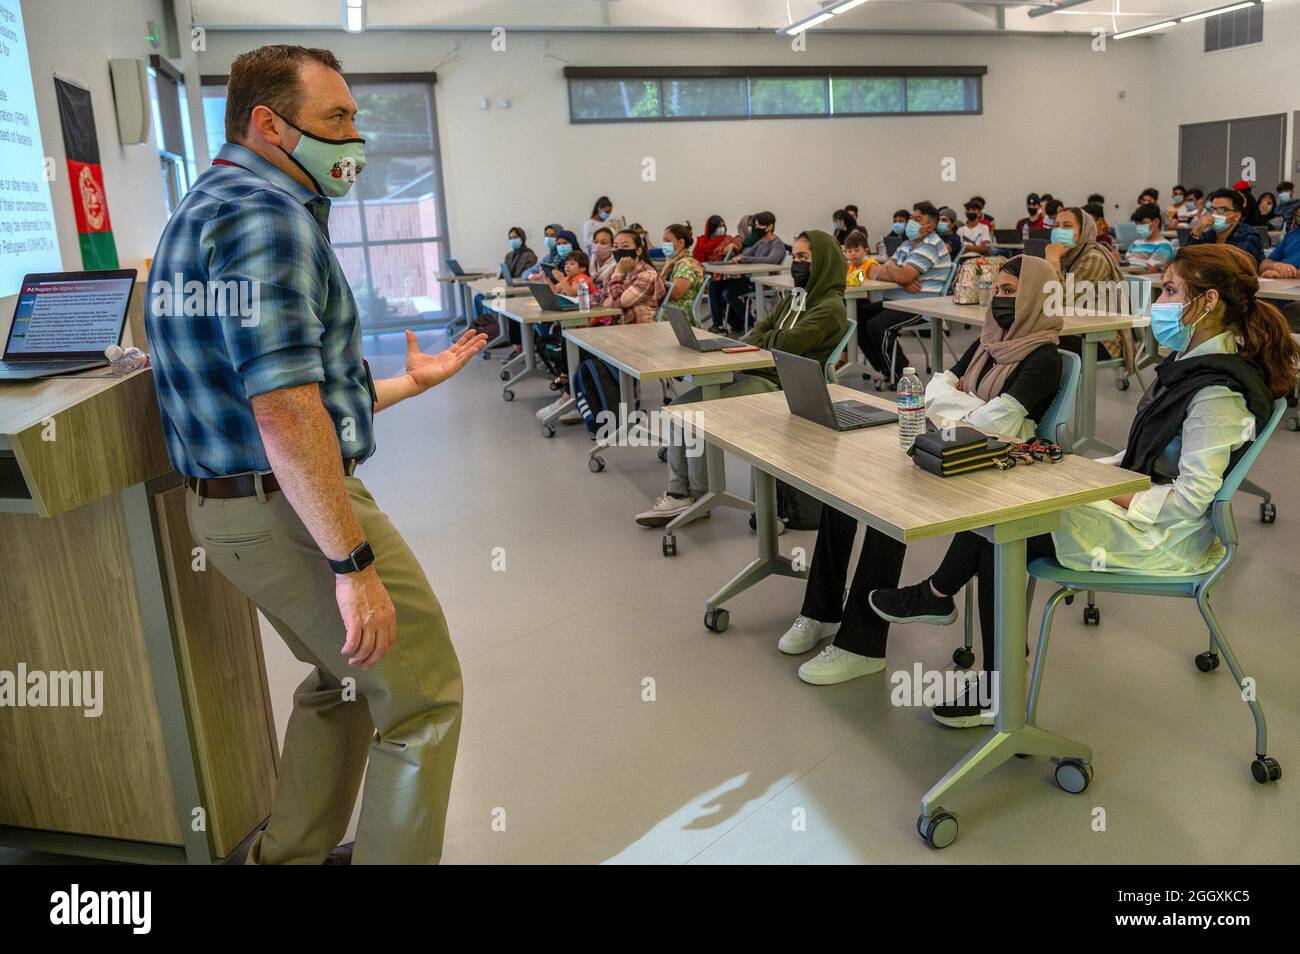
xmin=785 ymin=256 xmax=1066 ymax=687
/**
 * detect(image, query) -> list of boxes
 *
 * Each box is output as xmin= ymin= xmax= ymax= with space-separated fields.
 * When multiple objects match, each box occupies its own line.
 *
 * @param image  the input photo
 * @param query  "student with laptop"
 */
xmin=869 ymin=245 xmax=1297 ymax=725
xmin=520 ymin=223 xmax=564 ymax=282
xmin=782 ymin=255 xmax=1065 ymax=687
xmin=0 ymin=270 xmax=137 ymax=380
xmin=635 ymin=230 xmax=847 ymax=527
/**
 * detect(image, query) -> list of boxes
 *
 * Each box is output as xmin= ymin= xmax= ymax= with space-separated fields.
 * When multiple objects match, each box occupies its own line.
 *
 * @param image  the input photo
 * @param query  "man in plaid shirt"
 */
xmin=146 ymin=45 xmax=484 ymax=865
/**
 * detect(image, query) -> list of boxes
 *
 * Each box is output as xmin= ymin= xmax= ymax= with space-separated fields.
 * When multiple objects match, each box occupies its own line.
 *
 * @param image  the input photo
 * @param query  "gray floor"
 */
xmin=7 ymin=324 xmax=1297 ymax=865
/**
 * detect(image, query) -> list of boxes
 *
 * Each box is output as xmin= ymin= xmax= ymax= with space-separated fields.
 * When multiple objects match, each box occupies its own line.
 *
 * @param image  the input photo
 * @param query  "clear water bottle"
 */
xmin=105 ymin=344 xmax=149 ymax=376
xmin=577 ymin=283 xmax=591 ymax=312
xmin=897 ymin=366 xmax=925 ymax=450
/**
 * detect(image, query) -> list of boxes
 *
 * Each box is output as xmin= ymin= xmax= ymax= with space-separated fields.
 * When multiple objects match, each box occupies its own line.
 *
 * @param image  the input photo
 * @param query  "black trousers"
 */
xmin=930 ymin=530 xmax=1057 ymax=673
xmin=799 ymin=504 xmax=907 ymax=658
xmin=857 ymin=299 xmax=914 ymax=380
xmin=707 ymin=277 xmax=754 ymax=332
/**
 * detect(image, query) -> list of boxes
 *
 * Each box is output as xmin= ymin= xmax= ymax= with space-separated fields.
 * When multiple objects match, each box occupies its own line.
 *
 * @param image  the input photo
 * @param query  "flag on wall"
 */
xmin=54 ymin=77 xmax=119 ymax=270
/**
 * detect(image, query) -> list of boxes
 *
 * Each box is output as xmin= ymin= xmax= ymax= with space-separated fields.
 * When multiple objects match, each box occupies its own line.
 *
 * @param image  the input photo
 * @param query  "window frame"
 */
xmin=564 ymin=65 xmax=985 ymax=124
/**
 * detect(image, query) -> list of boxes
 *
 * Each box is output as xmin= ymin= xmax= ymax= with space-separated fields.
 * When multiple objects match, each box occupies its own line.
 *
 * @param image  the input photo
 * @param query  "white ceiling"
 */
xmin=191 ymin=0 xmax=1282 ymax=36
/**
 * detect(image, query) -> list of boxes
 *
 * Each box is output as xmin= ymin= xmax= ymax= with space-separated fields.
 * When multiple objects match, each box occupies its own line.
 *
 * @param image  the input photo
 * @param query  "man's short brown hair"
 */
xmin=224 ymin=44 xmax=343 ymax=143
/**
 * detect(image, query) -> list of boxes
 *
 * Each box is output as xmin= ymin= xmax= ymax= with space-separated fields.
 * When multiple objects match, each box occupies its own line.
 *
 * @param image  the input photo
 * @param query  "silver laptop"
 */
xmin=773 ymin=350 xmax=897 ymax=432
xmin=0 ymin=270 xmax=137 ymax=381
xmin=664 ymin=304 xmax=741 ymax=352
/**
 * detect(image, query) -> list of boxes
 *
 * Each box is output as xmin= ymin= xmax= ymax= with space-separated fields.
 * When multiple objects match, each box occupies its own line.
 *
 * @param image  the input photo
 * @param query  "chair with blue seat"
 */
xmin=953 ymin=349 xmax=1082 ymax=668
xmin=824 ymin=318 xmax=857 ymax=384
xmin=1112 ymin=219 xmax=1138 ymax=252
xmin=1023 ymin=397 xmax=1286 ymax=785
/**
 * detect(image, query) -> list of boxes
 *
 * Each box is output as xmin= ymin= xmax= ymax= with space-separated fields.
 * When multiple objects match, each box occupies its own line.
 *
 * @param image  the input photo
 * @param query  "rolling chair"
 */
xmin=880 ymin=263 xmax=960 ymax=386
xmin=1024 ymin=397 xmax=1286 ymax=790
xmin=953 ymin=349 xmax=1081 ymax=669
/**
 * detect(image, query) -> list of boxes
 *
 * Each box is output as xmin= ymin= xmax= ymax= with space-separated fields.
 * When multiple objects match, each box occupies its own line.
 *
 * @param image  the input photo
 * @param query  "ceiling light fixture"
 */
xmin=1179 ymin=0 xmax=1255 ymax=21
xmin=777 ymin=0 xmax=872 ymax=35
xmin=1111 ymin=19 xmax=1178 ymax=38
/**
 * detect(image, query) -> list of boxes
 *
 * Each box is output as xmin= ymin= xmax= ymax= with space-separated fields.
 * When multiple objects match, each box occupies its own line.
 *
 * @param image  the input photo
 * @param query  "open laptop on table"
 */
xmin=773 ymin=350 xmax=898 ymax=432
xmin=0 ymin=270 xmax=137 ymax=381
xmin=664 ymin=305 xmax=743 ymax=352
xmin=993 ymin=228 xmax=1021 ymax=245
xmin=528 ymin=282 xmax=579 ymax=311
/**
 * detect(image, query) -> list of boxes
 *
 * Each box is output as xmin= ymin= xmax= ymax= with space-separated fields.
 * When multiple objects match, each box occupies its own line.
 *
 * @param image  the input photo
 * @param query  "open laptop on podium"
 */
xmin=0 ymin=270 xmax=137 ymax=381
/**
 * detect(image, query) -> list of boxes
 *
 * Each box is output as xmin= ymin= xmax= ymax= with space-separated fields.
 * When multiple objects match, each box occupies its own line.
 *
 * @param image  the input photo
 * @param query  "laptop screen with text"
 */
xmin=4 ymin=271 xmax=135 ymax=360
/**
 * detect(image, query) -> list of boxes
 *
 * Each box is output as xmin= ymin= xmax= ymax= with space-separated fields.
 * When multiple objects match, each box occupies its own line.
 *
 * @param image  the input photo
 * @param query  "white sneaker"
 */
xmin=635 ymin=494 xmax=694 ymax=528
xmin=536 ymin=396 xmax=568 ymax=421
xmin=797 ymin=645 xmax=885 ymax=685
xmin=777 ymin=615 xmax=840 ymax=655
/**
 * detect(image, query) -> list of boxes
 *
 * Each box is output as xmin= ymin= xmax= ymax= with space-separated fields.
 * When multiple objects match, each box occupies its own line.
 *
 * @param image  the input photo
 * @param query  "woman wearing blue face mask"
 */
xmin=583 ymin=197 xmax=622 ymax=255
xmin=521 ymin=224 xmax=563 ymax=282
xmin=659 ymin=223 xmax=705 ymax=324
xmin=867 ymin=244 xmax=1298 ymax=726
xmin=474 ymin=227 xmax=537 ymax=345
xmin=1047 ymin=206 xmax=1132 ymax=369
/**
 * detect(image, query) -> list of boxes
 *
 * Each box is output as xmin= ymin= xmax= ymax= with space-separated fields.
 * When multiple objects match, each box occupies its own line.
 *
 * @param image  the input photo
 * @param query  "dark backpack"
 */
xmin=777 ymin=479 xmax=823 ymax=530
xmin=572 ymin=357 xmax=622 ymax=435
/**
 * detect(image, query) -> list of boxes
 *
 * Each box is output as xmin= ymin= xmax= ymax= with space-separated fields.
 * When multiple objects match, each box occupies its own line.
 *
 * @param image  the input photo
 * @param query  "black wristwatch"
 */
xmin=329 ymin=541 xmax=375 ymax=575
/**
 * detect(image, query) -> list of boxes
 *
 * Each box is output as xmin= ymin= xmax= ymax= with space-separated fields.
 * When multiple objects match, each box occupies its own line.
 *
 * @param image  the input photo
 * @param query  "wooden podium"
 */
xmin=0 ymin=368 xmax=279 ymax=863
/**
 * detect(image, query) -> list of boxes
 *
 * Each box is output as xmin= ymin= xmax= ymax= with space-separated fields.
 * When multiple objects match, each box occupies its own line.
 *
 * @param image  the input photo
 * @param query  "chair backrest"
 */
xmin=1036 ymin=348 xmax=1082 ymax=449
xmin=1210 ymin=397 xmax=1285 ymax=549
xmin=1122 ymin=274 xmax=1153 ymax=316
xmin=693 ymin=275 xmax=710 ymax=318
xmin=883 ymin=234 xmax=903 ymax=257
xmin=824 ymin=318 xmax=857 ymax=383
xmin=937 ymin=262 xmax=958 ymax=297
xmin=1112 ymin=220 xmax=1138 ymax=251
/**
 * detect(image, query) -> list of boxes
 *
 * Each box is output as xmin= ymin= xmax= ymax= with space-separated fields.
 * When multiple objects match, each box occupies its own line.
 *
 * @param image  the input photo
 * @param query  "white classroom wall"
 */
xmin=198 ymin=28 xmax=1158 ymax=267
xmin=1147 ymin=1 xmax=1299 ymax=193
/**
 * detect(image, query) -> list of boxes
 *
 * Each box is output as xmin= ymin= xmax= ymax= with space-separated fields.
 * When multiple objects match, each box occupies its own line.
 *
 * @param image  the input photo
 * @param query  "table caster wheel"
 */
xmin=1194 ymin=651 xmax=1220 ymax=673
xmin=500 ymin=369 xmax=511 ymax=381
xmin=662 ymin=533 xmax=677 ymax=557
xmin=1054 ymin=759 xmax=1093 ymax=794
xmin=704 ymin=608 xmax=729 ymax=633
xmin=502 ymin=389 xmax=515 ymax=402
xmin=657 ymin=447 xmax=667 ymax=462
xmin=952 ymin=646 xmax=975 ymax=669
xmin=1251 ymin=756 xmax=1282 ymax=783
xmin=1260 ymin=501 xmax=1276 ymax=524
xmin=1287 ymin=416 xmax=1300 ymax=431
xmin=1064 ymin=593 xmax=1075 ymax=605
xmin=481 ymin=350 xmax=493 ymax=360
xmin=917 ymin=811 xmax=958 ymax=849
xmin=1083 ymin=604 xmax=1100 ymax=626
xmin=541 ymin=424 xmax=555 ymax=438
xmin=588 ymin=456 xmax=605 ymax=473
xmin=1116 ymin=376 xmax=1130 ymax=391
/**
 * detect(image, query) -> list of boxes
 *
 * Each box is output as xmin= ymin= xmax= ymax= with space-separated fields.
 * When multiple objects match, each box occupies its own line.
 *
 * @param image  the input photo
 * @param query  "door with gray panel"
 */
xmin=1179 ymin=114 xmax=1287 ymax=192
xmin=1179 ymin=120 xmax=1229 ymax=192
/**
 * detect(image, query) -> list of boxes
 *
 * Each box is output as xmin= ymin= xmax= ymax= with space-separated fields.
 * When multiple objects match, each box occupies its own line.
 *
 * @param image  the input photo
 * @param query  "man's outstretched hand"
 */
xmin=404 ymin=328 xmax=489 ymax=392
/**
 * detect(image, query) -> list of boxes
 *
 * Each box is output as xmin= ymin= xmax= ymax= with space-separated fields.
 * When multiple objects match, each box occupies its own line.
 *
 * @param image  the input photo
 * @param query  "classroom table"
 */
xmin=663 ymin=385 xmax=1148 ymax=846
xmin=435 ymin=269 xmax=495 ymax=337
xmin=703 ymin=261 xmax=788 ymax=278
xmin=469 ymin=277 xmax=534 ymax=354
xmin=480 ymin=297 xmax=621 ymax=427
xmin=883 ymin=296 xmax=1151 ymax=456
xmin=562 ymin=322 xmax=775 ymax=548
xmin=1257 ymin=277 xmax=1300 ymax=302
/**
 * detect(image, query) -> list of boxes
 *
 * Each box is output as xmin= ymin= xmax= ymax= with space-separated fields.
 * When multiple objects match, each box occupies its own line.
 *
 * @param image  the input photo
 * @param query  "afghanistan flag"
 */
xmin=54 ymin=77 xmax=119 ymax=270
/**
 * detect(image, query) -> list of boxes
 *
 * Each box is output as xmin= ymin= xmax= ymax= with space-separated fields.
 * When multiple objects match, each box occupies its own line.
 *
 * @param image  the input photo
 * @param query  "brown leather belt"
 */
xmin=185 ymin=459 xmax=357 ymax=499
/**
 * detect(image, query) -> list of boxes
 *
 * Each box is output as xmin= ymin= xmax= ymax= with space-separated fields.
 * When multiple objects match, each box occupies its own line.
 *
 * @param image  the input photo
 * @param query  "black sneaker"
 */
xmin=868 ymin=581 xmax=957 ymax=626
xmin=932 ymin=674 xmax=997 ymax=729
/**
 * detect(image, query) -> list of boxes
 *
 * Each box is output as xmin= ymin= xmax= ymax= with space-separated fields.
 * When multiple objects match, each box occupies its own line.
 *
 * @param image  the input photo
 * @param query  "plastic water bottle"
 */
xmin=577 ymin=283 xmax=591 ymax=312
xmin=897 ymin=366 xmax=925 ymax=450
xmin=105 ymin=344 xmax=149 ymax=376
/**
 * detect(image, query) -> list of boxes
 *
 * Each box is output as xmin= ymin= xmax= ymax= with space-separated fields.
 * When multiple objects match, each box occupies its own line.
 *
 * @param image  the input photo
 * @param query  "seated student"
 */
xmin=1274 ymin=181 xmax=1298 ymax=233
xmin=845 ymin=203 xmax=860 ymax=221
xmin=583 ymin=196 xmax=625 ymax=256
xmin=542 ymin=247 xmax=597 ymax=300
xmin=1085 ymin=200 xmax=1115 ymax=251
xmin=521 ymin=224 xmax=562 ymax=281
xmin=887 ymin=208 xmax=910 ymax=244
xmin=1046 ymin=206 xmax=1132 ymax=366
xmin=833 ymin=208 xmax=860 ymax=245
xmin=1167 ymin=185 xmax=1188 ymax=225
xmin=869 ymin=244 xmax=1299 ymax=725
xmin=937 ymin=207 xmax=963 ymax=259
xmin=1253 ymin=192 xmax=1277 ymax=229
xmin=1136 ymin=187 xmax=1162 ymax=227
xmin=707 ymin=210 xmax=785 ymax=333
xmin=1259 ymin=205 xmax=1300 ymax=279
xmin=1176 ymin=188 xmax=1204 ymax=228
xmin=660 ymin=223 xmax=705 ymax=324
xmin=786 ymin=256 xmax=1064 ymax=684
xmin=1042 ymin=198 xmax=1064 ymax=229
xmin=958 ymin=201 xmax=993 ymax=256
xmin=475 ymin=226 xmax=537 ymax=342
xmin=1016 ymin=193 xmax=1045 ymax=239
xmin=1188 ymin=188 xmax=1264 ymax=263
xmin=1124 ymin=204 xmax=1176 ymax=274
xmin=602 ymin=228 xmax=665 ymax=324
xmin=589 ymin=226 xmax=617 ymax=289
xmin=693 ymin=214 xmax=740 ymax=264
xmin=843 ymin=229 xmax=880 ymax=289
xmin=635 ymin=230 xmax=847 ymax=527
xmin=967 ymin=195 xmax=994 ymax=231
xmin=859 ymin=201 xmax=953 ymax=383
xmin=1232 ymin=179 xmax=1260 ymax=227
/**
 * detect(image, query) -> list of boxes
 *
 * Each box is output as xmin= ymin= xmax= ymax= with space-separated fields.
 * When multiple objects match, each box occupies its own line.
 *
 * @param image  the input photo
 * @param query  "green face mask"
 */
xmin=275 ymin=112 xmax=366 ymax=197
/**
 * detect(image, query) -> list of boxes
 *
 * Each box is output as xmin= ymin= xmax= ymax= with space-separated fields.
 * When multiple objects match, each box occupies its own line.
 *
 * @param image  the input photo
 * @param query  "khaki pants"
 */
xmin=186 ymin=476 xmax=462 ymax=864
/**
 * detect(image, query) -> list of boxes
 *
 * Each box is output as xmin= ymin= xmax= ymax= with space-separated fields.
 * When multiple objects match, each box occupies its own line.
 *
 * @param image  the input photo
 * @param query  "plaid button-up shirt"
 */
xmin=145 ymin=142 xmax=374 ymax=478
